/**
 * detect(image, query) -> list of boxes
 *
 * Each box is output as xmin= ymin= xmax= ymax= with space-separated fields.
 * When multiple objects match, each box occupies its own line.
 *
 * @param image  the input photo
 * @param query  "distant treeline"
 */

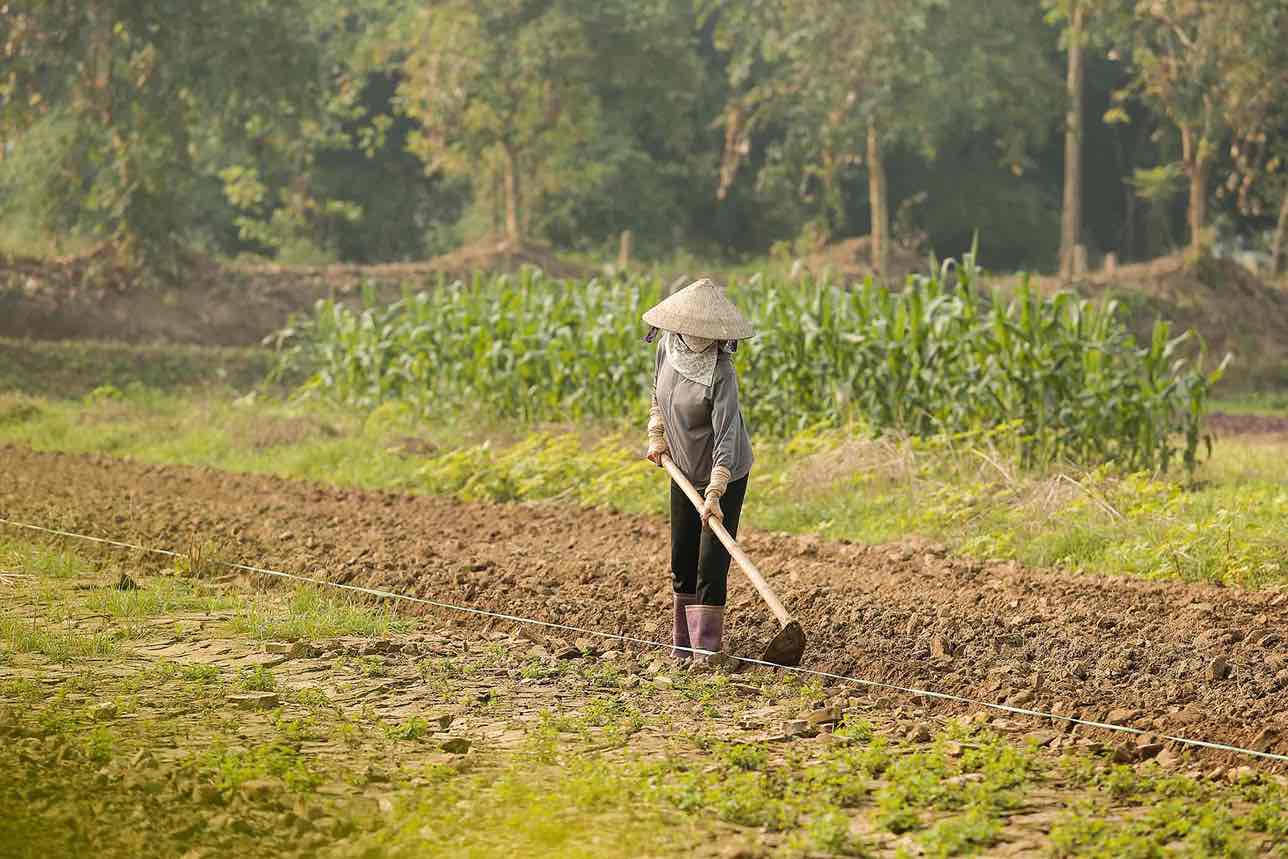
xmin=1 ymin=1 xmax=1286 ymax=273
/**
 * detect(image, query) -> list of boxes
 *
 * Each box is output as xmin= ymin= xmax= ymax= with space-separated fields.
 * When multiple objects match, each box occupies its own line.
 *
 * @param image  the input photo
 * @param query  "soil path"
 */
xmin=1207 ymin=411 xmax=1288 ymax=437
xmin=3 ymin=446 xmax=1286 ymax=763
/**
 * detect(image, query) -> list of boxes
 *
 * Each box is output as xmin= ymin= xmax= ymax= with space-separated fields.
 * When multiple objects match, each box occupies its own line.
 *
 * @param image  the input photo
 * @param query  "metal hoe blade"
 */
xmin=761 ymin=619 xmax=806 ymax=667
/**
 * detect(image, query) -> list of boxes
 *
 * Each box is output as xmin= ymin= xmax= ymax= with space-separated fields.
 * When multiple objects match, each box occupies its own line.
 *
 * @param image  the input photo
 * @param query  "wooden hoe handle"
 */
xmin=660 ymin=454 xmax=793 ymax=628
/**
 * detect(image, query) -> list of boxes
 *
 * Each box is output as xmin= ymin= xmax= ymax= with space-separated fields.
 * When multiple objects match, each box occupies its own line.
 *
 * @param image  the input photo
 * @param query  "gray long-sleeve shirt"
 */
xmin=653 ymin=337 xmax=754 ymax=490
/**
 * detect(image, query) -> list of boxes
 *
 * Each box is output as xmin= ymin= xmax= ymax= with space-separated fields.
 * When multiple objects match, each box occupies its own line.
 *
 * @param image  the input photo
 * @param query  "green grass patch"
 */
xmin=363 ymin=754 xmax=702 ymax=858
xmin=226 ymin=587 xmax=412 ymax=641
xmin=84 ymin=577 xmax=238 ymax=619
xmin=0 ymin=614 xmax=120 ymax=660
xmin=0 ymin=536 xmax=85 ymax=579
xmin=919 ymin=809 xmax=1004 ymax=858
xmin=1209 ymin=393 xmax=1288 ymax=416
xmin=238 ymin=665 xmax=277 ymax=692
xmin=193 ymin=740 xmax=323 ymax=796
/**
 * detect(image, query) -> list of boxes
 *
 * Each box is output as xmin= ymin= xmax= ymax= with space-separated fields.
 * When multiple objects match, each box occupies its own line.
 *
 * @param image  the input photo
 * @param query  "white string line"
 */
xmin=3 ymin=515 xmax=1286 ymax=765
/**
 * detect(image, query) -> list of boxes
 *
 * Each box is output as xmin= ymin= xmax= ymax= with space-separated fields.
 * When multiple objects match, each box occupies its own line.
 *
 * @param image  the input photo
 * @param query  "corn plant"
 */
xmin=270 ymin=255 xmax=1227 ymax=474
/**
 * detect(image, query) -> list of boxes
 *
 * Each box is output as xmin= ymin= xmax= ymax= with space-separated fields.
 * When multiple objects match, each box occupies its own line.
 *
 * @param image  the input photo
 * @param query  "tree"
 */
xmin=387 ymin=1 xmax=594 ymax=245
xmin=0 ymin=0 xmax=325 ymax=270
xmin=1062 ymin=3 xmax=1087 ymax=279
xmin=1228 ymin=117 xmax=1288 ymax=274
xmin=1221 ymin=12 xmax=1288 ymax=273
xmin=706 ymin=0 xmax=1058 ymax=277
xmin=379 ymin=0 xmax=702 ymax=251
xmin=1046 ymin=0 xmax=1091 ymax=280
xmin=1048 ymin=0 xmax=1128 ymax=278
xmin=1106 ymin=0 xmax=1288 ymax=259
xmin=704 ymin=0 xmax=937 ymax=276
xmin=532 ymin=0 xmax=705 ymax=256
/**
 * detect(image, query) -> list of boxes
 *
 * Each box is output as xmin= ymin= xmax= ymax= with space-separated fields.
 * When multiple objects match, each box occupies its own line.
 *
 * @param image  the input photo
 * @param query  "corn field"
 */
xmin=270 ymin=256 xmax=1227 ymax=473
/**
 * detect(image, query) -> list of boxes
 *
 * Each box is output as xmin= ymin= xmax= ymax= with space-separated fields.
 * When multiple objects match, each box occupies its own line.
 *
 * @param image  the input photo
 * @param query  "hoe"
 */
xmin=662 ymin=455 xmax=807 ymax=667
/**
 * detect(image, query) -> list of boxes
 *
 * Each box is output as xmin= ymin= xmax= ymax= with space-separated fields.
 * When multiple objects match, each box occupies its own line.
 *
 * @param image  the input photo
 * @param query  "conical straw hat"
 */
xmin=642 ymin=278 xmax=755 ymax=340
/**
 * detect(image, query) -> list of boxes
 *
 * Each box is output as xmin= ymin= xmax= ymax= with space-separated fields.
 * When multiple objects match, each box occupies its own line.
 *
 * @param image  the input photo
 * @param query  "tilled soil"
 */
xmin=3 ymin=446 xmax=1287 ymax=765
xmin=1207 ymin=411 xmax=1288 ymax=437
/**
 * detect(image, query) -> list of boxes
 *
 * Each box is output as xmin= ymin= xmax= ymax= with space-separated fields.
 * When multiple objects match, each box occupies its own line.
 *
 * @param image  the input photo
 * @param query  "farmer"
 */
xmin=642 ymin=277 xmax=754 ymax=665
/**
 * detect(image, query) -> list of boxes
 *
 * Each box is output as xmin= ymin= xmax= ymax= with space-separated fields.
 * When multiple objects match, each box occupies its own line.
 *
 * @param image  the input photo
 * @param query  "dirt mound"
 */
xmin=799 ymin=236 xmax=925 ymax=284
xmin=1039 ymin=255 xmax=1288 ymax=391
xmin=224 ymin=238 xmax=589 ymax=292
xmin=421 ymin=237 xmax=588 ymax=280
xmin=0 ymin=248 xmax=383 ymax=347
xmin=0 ymin=239 xmax=590 ymax=347
xmin=4 ymin=446 xmax=1286 ymax=766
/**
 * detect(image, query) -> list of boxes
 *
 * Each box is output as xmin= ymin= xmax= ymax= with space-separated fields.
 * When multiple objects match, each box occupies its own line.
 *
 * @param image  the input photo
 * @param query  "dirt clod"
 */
xmin=1105 ymin=708 xmax=1141 ymax=726
xmin=1112 ymin=742 xmax=1139 ymax=764
xmin=239 ymin=778 xmax=285 ymax=804
xmin=780 ymin=720 xmax=812 ymax=739
xmin=441 ymin=738 xmax=471 ymax=755
xmin=930 ymin=636 xmax=952 ymax=659
xmin=806 ymin=705 xmax=842 ymax=728
xmin=1251 ymin=728 xmax=1279 ymax=753
xmin=229 ymin=692 xmax=279 ymax=710
xmin=193 ymin=783 xmax=223 ymax=806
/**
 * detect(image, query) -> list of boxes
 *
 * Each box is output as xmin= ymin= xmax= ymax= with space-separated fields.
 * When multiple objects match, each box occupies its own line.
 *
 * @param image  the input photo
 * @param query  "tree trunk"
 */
xmin=867 ymin=122 xmax=889 ymax=278
xmin=81 ymin=0 xmax=114 ymax=121
xmin=492 ymin=171 xmax=502 ymax=238
xmin=1272 ymin=190 xmax=1288 ymax=275
xmin=824 ymin=145 xmax=844 ymax=236
xmin=717 ymin=104 xmax=746 ymax=202
xmin=1122 ymin=183 xmax=1137 ymax=262
xmin=1187 ymin=161 xmax=1210 ymax=258
xmin=501 ymin=145 xmax=521 ymax=244
xmin=1180 ymin=126 xmax=1210 ymax=259
xmin=1059 ymin=2 xmax=1085 ymax=282
xmin=617 ymin=229 xmax=633 ymax=268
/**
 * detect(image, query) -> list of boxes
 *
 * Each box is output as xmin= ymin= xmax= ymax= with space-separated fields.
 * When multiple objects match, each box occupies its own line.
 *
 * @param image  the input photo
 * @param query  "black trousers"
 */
xmin=670 ymin=474 xmax=748 ymax=606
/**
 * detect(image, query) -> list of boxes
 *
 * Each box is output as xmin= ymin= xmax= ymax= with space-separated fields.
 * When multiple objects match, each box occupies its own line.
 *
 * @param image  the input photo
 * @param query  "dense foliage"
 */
xmin=2 ymin=1 xmax=1285 ymax=271
xmin=0 ymin=0 xmax=328 ymax=267
xmin=272 ymin=258 xmax=1226 ymax=473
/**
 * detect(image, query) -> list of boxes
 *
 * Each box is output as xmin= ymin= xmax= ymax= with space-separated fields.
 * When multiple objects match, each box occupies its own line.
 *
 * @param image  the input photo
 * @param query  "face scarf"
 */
xmin=666 ymin=332 xmax=719 ymax=387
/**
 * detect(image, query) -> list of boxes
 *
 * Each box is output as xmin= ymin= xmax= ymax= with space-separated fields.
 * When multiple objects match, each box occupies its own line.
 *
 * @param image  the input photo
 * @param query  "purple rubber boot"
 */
xmin=684 ymin=604 xmax=725 ymax=667
xmin=672 ymin=592 xmax=698 ymax=659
